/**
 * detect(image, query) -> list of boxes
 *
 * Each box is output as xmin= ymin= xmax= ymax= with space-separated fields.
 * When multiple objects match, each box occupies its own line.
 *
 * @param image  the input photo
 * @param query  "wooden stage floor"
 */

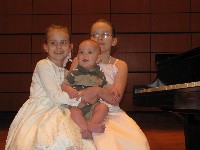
xmin=0 ymin=111 xmax=185 ymax=150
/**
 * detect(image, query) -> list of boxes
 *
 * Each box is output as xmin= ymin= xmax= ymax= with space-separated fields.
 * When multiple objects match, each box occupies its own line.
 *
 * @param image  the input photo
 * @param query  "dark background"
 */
xmin=0 ymin=0 xmax=200 ymax=111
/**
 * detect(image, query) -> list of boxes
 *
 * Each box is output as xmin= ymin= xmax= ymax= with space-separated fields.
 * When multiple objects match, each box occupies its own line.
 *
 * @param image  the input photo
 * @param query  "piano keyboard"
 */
xmin=139 ymin=81 xmax=200 ymax=93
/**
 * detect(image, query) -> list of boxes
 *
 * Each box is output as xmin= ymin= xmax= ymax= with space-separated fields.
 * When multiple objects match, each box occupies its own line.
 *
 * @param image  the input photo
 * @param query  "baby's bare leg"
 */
xmin=70 ymin=107 xmax=92 ymax=139
xmin=88 ymin=103 xmax=109 ymax=133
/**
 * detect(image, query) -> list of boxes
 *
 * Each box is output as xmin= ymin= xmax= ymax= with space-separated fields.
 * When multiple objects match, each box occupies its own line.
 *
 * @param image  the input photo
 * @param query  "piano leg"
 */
xmin=183 ymin=114 xmax=200 ymax=150
xmin=170 ymin=112 xmax=200 ymax=150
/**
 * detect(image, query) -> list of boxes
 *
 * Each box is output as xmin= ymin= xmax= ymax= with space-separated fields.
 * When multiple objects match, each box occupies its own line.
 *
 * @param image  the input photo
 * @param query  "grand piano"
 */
xmin=133 ymin=47 xmax=200 ymax=150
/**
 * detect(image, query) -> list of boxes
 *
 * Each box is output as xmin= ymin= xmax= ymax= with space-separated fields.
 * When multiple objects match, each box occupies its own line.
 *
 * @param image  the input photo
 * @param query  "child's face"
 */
xmin=91 ymin=22 xmax=117 ymax=54
xmin=78 ymin=41 xmax=101 ymax=70
xmin=43 ymin=29 xmax=72 ymax=66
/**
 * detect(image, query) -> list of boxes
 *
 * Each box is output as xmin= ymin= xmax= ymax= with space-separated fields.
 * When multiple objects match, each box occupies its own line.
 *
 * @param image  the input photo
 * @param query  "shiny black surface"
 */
xmin=133 ymin=47 xmax=200 ymax=150
xmin=133 ymin=47 xmax=200 ymax=111
xmin=134 ymin=86 xmax=200 ymax=111
xmin=157 ymin=47 xmax=200 ymax=85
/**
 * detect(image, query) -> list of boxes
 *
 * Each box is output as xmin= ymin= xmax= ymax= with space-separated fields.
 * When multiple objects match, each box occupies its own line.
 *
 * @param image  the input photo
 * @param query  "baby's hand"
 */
xmin=112 ymin=95 xmax=120 ymax=103
xmin=61 ymin=83 xmax=78 ymax=99
xmin=110 ymin=88 xmax=120 ymax=103
xmin=68 ymin=88 xmax=78 ymax=99
xmin=77 ymin=88 xmax=99 ymax=104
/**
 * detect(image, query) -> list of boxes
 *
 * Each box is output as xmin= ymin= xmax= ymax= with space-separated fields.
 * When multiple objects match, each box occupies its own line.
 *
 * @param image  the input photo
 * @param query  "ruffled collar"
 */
xmin=46 ymin=57 xmax=64 ymax=69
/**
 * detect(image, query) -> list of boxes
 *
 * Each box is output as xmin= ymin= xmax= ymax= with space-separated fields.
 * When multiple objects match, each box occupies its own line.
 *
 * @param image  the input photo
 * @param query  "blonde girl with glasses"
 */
xmin=70 ymin=19 xmax=150 ymax=150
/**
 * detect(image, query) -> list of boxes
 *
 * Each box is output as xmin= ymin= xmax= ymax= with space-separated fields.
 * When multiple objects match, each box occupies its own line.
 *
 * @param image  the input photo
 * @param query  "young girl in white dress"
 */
xmin=70 ymin=19 xmax=150 ymax=150
xmin=5 ymin=24 xmax=96 ymax=150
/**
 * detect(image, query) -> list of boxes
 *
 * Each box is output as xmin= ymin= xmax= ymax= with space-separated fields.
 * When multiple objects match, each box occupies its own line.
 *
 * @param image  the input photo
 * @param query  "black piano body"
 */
xmin=133 ymin=47 xmax=200 ymax=150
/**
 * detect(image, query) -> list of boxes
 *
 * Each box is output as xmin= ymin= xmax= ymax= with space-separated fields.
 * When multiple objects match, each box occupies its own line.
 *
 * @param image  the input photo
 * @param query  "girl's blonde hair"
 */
xmin=44 ymin=24 xmax=69 ymax=44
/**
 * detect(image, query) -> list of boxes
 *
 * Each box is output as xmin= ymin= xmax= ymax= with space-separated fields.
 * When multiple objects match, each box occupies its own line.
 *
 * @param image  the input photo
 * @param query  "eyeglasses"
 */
xmin=91 ymin=33 xmax=112 ymax=39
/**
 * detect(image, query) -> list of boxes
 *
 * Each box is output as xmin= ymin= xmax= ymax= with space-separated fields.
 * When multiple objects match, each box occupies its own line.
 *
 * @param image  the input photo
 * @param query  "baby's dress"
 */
xmin=5 ymin=59 xmax=95 ymax=150
xmin=92 ymin=61 xmax=150 ymax=150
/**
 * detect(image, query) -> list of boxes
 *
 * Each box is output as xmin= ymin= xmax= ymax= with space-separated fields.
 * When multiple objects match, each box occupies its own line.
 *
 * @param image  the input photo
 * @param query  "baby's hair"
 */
xmin=44 ymin=24 xmax=69 ymax=44
xmin=92 ymin=19 xmax=116 ymax=37
xmin=80 ymin=39 xmax=101 ymax=55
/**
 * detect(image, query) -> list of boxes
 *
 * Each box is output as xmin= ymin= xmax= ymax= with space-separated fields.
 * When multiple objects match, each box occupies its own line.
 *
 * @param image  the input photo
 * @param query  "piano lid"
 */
xmin=156 ymin=47 xmax=200 ymax=85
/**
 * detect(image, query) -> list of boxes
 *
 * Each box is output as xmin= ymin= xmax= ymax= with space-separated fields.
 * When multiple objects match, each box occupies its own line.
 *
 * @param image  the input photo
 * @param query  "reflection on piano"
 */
xmin=133 ymin=47 xmax=200 ymax=150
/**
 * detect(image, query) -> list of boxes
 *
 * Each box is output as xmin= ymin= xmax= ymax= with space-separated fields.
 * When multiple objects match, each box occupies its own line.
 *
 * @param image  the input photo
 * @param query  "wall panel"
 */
xmin=191 ymin=13 xmax=200 ymax=32
xmin=0 ymin=0 xmax=32 ymax=14
xmin=33 ymin=0 xmax=71 ymax=14
xmin=0 ymin=0 xmax=199 ymax=111
xmin=0 ymin=15 xmax=32 ymax=34
xmin=116 ymin=53 xmax=150 ymax=72
xmin=151 ymin=34 xmax=191 ymax=53
xmin=72 ymin=0 xmax=110 ymax=14
xmin=33 ymin=15 xmax=71 ymax=33
xmin=151 ymin=13 xmax=190 ymax=32
xmin=72 ymin=14 xmax=110 ymax=33
xmin=192 ymin=33 xmax=200 ymax=48
xmin=0 ymin=74 xmax=31 ymax=92
xmin=111 ymin=0 xmax=150 ymax=13
xmin=0 ymin=54 xmax=32 ymax=72
xmin=0 ymin=35 xmax=31 ymax=53
xmin=151 ymin=0 xmax=190 ymax=13
xmin=191 ymin=0 xmax=200 ymax=12
xmin=117 ymin=34 xmax=150 ymax=53
xmin=0 ymin=93 xmax=29 ymax=111
xmin=126 ymin=73 xmax=151 ymax=92
xmin=150 ymin=53 xmax=157 ymax=72
xmin=32 ymin=35 xmax=44 ymax=53
xmin=112 ymin=14 xmax=150 ymax=32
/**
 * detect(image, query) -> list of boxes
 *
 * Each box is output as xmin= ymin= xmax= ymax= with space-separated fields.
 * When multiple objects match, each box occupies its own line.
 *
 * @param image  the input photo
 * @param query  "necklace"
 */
xmin=101 ymin=55 xmax=112 ymax=64
xmin=108 ymin=55 xmax=112 ymax=64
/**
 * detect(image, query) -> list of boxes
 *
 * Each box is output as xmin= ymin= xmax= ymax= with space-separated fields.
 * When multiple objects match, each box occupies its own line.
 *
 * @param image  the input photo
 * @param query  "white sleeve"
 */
xmin=36 ymin=61 xmax=80 ymax=106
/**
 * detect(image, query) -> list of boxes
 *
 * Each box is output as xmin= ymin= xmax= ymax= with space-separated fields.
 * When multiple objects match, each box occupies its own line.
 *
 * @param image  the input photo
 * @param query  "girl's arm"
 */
xmin=113 ymin=60 xmax=128 ymax=101
xmin=36 ymin=60 xmax=80 ymax=106
xmin=105 ymin=84 xmax=120 ymax=103
xmin=84 ymin=60 xmax=128 ymax=105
